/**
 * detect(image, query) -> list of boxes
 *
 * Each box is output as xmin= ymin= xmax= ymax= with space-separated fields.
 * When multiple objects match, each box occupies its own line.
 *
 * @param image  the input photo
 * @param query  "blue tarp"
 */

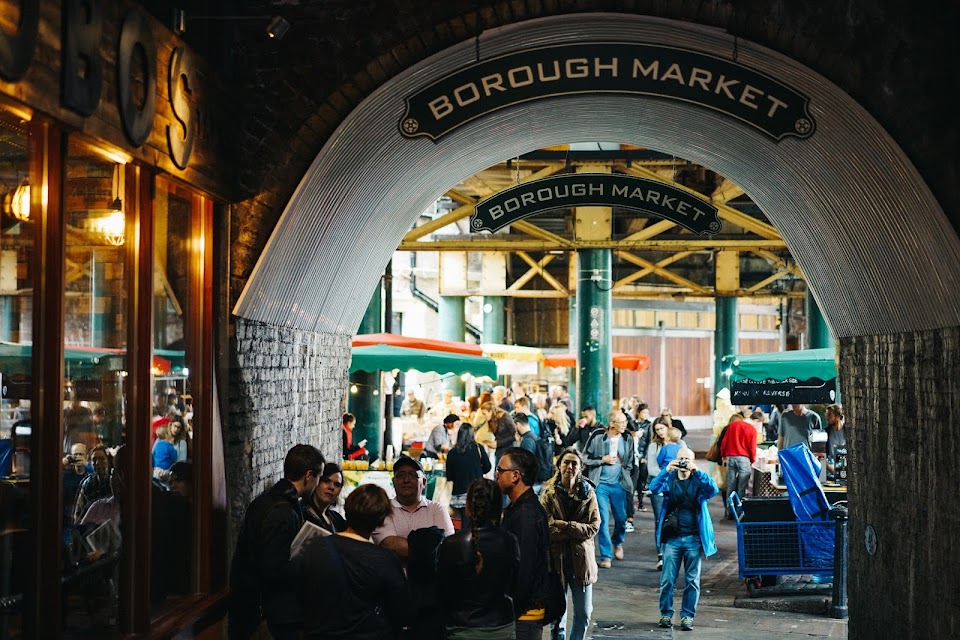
xmin=778 ymin=444 xmax=835 ymax=568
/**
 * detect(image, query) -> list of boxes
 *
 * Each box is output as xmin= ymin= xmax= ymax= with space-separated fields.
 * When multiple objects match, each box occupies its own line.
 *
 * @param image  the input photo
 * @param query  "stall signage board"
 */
xmin=399 ymin=43 xmax=816 ymax=142
xmin=730 ymin=376 xmax=838 ymax=404
xmin=472 ymin=173 xmax=721 ymax=234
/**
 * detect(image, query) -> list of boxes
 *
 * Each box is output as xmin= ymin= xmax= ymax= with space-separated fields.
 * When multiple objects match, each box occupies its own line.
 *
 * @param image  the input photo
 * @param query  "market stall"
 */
xmin=349 ymin=343 xmax=498 ymax=453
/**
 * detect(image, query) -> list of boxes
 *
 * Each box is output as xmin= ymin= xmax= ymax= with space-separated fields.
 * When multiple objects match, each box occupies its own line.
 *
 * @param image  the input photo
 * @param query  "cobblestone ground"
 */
xmin=551 ymin=483 xmax=850 ymax=639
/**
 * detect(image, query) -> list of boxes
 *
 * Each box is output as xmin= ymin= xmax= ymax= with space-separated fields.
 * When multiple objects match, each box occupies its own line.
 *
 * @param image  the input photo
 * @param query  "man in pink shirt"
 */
xmin=719 ymin=413 xmax=758 ymax=519
xmin=373 ymin=455 xmax=455 ymax=562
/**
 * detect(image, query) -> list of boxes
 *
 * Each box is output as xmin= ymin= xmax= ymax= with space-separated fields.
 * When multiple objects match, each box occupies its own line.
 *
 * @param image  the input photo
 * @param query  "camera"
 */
xmin=676 ymin=459 xmax=689 ymax=469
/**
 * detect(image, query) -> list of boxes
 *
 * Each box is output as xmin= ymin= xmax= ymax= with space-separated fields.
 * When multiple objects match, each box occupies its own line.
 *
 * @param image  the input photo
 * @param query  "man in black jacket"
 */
xmin=228 ymin=444 xmax=325 ymax=640
xmin=497 ymin=447 xmax=550 ymax=640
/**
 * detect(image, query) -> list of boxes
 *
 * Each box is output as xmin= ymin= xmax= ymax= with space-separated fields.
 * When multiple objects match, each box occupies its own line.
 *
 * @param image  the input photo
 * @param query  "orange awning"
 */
xmin=543 ymin=352 xmax=651 ymax=371
xmin=351 ymin=332 xmax=483 ymax=356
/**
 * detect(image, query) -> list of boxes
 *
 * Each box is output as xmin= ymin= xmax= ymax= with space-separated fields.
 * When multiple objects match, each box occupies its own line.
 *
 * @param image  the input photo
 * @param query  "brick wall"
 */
xmin=841 ymin=326 xmax=960 ymax=639
xmin=226 ymin=318 xmax=350 ymax=533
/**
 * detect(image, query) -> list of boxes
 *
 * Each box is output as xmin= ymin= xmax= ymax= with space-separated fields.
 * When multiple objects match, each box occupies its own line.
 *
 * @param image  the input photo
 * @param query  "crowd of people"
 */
xmin=233 ymin=386 xmax=808 ymax=638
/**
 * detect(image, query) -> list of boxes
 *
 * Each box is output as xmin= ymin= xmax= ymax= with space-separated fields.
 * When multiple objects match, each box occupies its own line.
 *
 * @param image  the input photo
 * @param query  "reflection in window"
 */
xmin=0 ymin=109 xmax=32 ymax=640
xmin=62 ymin=139 xmax=128 ymax=633
xmin=150 ymin=178 xmax=195 ymax=618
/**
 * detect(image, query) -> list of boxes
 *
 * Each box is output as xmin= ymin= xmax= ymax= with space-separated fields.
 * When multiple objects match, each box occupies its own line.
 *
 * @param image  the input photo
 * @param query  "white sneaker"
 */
xmin=657 ymin=558 xmax=663 ymax=570
xmin=625 ymin=521 xmax=635 ymax=533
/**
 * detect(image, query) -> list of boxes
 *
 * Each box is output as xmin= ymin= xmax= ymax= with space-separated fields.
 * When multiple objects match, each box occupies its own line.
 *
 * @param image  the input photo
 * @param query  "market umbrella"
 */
xmin=480 ymin=343 xmax=543 ymax=375
xmin=728 ymin=348 xmax=838 ymax=404
xmin=350 ymin=344 xmax=498 ymax=379
xmin=542 ymin=352 xmax=651 ymax=371
xmin=351 ymin=332 xmax=482 ymax=356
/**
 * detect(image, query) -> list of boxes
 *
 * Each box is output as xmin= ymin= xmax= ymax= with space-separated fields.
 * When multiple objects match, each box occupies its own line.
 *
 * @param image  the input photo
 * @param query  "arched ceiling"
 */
xmin=234 ymin=14 xmax=960 ymax=339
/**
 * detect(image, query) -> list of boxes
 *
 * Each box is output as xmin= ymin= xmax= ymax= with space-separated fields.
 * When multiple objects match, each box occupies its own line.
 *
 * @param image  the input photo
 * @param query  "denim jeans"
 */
xmin=726 ymin=455 xmax=752 ymax=514
xmin=595 ymin=481 xmax=627 ymax=560
xmin=659 ymin=534 xmax=703 ymax=619
xmin=647 ymin=476 xmax=664 ymax=553
xmin=515 ymin=620 xmax=544 ymax=640
xmin=550 ymin=579 xmax=593 ymax=640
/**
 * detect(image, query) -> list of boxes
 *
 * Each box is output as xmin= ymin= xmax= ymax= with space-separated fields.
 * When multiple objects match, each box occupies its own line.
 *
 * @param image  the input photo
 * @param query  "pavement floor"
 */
xmin=554 ymin=479 xmax=850 ymax=639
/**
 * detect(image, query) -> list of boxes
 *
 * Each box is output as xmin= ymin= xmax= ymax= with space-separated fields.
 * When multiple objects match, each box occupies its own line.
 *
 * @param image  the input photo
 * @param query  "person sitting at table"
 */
xmin=424 ymin=414 xmax=459 ymax=459
xmin=152 ymin=423 xmax=178 ymax=489
xmin=373 ymin=455 xmax=455 ymax=563
xmin=342 ymin=413 xmax=368 ymax=461
xmin=304 ymin=463 xmax=347 ymax=534
xmin=73 ymin=444 xmax=112 ymax=524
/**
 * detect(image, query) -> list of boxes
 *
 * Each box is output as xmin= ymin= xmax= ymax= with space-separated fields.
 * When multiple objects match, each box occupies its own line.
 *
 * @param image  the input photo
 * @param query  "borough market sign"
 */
xmin=400 ymin=43 xmax=815 ymax=142
xmin=472 ymin=173 xmax=721 ymax=234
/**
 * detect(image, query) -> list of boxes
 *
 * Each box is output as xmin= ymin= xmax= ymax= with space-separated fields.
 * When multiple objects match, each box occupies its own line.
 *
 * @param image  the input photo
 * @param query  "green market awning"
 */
xmin=349 ymin=344 xmax=498 ymax=379
xmin=729 ymin=348 xmax=839 ymax=404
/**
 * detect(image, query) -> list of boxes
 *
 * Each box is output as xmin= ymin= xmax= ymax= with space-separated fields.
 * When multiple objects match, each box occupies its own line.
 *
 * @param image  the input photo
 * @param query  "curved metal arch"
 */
xmin=234 ymin=13 xmax=960 ymax=338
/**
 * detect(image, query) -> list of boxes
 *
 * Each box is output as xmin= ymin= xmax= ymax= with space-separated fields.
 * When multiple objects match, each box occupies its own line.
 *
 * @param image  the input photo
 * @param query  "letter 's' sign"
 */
xmin=401 ymin=43 xmax=815 ymax=142
xmin=472 ymin=173 xmax=721 ymax=235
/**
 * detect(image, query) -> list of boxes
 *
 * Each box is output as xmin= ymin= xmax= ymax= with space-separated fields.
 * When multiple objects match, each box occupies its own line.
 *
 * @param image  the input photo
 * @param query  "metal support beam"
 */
xmin=617 ymin=250 xmax=710 ymax=294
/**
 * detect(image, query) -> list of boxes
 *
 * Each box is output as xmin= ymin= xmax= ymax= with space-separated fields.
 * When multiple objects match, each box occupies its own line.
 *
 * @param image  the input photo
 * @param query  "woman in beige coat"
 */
xmin=540 ymin=447 xmax=601 ymax=640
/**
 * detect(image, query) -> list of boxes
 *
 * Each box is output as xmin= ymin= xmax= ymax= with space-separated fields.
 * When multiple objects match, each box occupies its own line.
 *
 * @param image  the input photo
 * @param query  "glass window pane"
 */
xmin=62 ymin=139 xmax=128 ymax=632
xmin=150 ymin=177 xmax=195 ymax=618
xmin=0 ymin=109 xmax=32 ymax=640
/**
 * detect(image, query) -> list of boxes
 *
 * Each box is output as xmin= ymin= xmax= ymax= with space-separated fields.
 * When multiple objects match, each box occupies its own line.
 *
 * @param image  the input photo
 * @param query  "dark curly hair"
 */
xmin=466 ymin=478 xmax=503 ymax=574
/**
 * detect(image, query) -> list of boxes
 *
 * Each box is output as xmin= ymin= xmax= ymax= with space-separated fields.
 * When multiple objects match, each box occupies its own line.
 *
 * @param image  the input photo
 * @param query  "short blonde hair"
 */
xmin=666 ymin=426 xmax=682 ymax=443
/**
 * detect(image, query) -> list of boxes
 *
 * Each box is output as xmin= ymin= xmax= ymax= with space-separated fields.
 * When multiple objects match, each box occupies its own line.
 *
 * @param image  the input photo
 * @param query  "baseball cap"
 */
xmin=393 ymin=455 xmax=424 ymax=474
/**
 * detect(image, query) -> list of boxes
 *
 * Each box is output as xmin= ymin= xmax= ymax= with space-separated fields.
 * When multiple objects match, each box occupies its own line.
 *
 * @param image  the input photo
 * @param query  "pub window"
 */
xmin=150 ymin=176 xmax=206 ymax=619
xmin=61 ymin=137 xmax=129 ymax=633
xmin=0 ymin=107 xmax=32 ymax=640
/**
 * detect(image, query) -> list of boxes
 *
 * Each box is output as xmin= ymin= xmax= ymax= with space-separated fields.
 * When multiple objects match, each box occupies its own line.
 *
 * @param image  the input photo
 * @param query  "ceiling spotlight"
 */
xmin=266 ymin=16 xmax=290 ymax=40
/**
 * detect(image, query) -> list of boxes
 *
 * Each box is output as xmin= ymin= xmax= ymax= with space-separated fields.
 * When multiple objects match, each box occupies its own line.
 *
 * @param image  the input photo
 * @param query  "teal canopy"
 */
xmin=350 ymin=344 xmax=498 ymax=379
xmin=729 ymin=348 xmax=839 ymax=404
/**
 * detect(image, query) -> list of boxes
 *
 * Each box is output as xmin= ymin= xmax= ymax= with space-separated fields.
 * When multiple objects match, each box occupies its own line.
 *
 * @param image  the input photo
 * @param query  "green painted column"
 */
xmin=714 ymin=296 xmax=738 ymax=404
xmin=576 ymin=250 xmax=612 ymax=415
xmin=806 ymin=289 xmax=835 ymax=350
xmin=482 ymin=296 xmax=504 ymax=344
xmin=439 ymin=295 xmax=466 ymax=397
xmin=349 ymin=285 xmax=382 ymax=457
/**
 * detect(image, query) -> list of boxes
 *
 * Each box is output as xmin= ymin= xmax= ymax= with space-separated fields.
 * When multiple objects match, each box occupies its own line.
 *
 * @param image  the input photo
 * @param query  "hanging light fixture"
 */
xmin=86 ymin=165 xmax=125 ymax=246
xmin=3 ymin=177 xmax=30 ymax=222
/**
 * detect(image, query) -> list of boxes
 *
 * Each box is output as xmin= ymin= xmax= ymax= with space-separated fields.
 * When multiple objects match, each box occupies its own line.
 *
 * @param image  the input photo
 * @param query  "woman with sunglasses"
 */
xmin=539 ymin=447 xmax=600 ymax=640
xmin=304 ymin=462 xmax=347 ymax=534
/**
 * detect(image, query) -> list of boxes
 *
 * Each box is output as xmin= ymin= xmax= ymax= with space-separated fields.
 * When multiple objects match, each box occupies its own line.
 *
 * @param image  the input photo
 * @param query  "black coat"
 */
xmin=438 ymin=525 xmax=520 ymax=629
xmin=298 ymin=535 xmax=411 ymax=639
xmin=501 ymin=488 xmax=550 ymax=617
xmin=229 ymin=478 xmax=304 ymax=637
xmin=445 ymin=443 xmax=492 ymax=495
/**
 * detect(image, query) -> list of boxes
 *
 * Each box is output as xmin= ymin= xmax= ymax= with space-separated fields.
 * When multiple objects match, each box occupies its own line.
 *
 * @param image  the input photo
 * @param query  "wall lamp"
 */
xmin=173 ymin=10 xmax=291 ymax=40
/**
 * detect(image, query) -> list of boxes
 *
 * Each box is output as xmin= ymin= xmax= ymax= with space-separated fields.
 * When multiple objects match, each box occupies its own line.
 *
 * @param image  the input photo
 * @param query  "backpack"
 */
xmin=534 ymin=424 xmax=556 ymax=482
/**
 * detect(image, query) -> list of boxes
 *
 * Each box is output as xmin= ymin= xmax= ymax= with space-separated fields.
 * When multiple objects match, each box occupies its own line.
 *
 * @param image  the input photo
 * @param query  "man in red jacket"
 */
xmin=719 ymin=413 xmax=758 ymax=519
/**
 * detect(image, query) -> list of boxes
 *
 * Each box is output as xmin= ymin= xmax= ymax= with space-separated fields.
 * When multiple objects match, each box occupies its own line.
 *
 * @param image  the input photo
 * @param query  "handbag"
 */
xmin=705 ymin=426 xmax=728 ymax=463
xmin=661 ymin=509 xmax=681 ymax=539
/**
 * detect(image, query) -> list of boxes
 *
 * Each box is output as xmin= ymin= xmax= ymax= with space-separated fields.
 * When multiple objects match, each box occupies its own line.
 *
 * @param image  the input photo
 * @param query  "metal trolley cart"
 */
xmin=728 ymin=492 xmax=836 ymax=597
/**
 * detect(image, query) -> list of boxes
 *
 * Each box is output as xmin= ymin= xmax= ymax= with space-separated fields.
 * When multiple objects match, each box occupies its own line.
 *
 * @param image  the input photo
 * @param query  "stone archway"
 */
xmin=234 ymin=14 xmax=960 ymax=639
